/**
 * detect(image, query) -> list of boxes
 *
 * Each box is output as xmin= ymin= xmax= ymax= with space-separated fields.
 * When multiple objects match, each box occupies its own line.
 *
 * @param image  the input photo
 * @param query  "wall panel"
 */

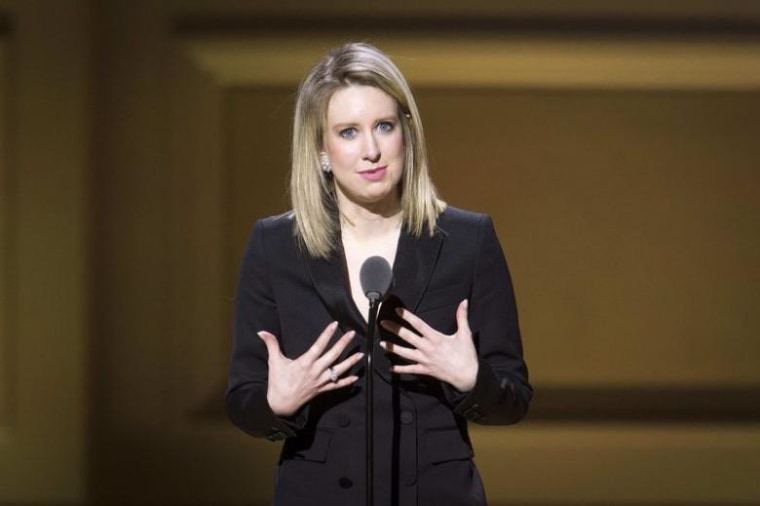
xmin=419 ymin=89 xmax=760 ymax=386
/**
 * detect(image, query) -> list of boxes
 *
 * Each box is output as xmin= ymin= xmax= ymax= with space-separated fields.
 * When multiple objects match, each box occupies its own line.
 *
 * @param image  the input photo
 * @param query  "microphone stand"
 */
xmin=359 ymin=255 xmax=392 ymax=506
xmin=365 ymin=294 xmax=381 ymax=506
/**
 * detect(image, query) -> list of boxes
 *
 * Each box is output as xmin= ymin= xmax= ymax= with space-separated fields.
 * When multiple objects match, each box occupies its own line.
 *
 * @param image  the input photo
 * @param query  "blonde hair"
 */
xmin=290 ymin=42 xmax=446 ymax=258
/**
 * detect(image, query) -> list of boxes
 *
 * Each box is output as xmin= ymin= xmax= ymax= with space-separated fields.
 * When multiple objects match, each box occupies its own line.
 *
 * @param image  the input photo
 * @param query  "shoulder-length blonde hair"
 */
xmin=290 ymin=42 xmax=446 ymax=259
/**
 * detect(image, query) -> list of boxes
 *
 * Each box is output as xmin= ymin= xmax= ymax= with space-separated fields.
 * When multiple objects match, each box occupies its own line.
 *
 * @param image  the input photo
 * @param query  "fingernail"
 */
xmin=379 ymin=341 xmax=386 ymax=348
xmin=257 ymin=331 xmax=266 ymax=339
xmin=463 ymin=299 xmax=469 ymax=310
xmin=347 ymin=330 xmax=356 ymax=339
xmin=395 ymin=308 xmax=403 ymax=316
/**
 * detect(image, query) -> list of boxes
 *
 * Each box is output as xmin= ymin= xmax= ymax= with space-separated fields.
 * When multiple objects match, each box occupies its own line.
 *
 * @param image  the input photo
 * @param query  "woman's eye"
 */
xmin=377 ymin=121 xmax=394 ymax=133
xmin=339 ymin=127 xmax=357 ymax=140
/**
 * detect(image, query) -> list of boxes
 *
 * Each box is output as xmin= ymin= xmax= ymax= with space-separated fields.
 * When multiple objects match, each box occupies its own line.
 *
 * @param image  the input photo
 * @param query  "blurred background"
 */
xmin=1 ymin=0 xmax=759 ymax=504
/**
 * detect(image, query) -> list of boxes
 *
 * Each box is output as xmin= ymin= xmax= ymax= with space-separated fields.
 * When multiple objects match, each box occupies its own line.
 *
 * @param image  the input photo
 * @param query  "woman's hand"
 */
xmin=258 ymin=322 xmax=363 ymax=417
xmin=379 ymin=300 xmax=479 ymax=393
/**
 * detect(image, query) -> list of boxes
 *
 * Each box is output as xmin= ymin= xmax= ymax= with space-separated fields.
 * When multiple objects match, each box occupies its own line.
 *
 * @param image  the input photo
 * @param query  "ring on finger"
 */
xmin=327 ymin=366 xmax=338 ymax=382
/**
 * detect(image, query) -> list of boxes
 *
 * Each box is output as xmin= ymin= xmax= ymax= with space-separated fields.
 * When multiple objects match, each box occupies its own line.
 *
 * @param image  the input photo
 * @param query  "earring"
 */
xmin=320 ymin=153 xmax=332 ymax=174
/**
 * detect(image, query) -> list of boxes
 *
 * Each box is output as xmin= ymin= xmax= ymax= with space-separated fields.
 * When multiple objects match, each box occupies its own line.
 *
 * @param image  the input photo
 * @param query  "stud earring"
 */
xmin=320 ymin=153 xmax=332 ymax=174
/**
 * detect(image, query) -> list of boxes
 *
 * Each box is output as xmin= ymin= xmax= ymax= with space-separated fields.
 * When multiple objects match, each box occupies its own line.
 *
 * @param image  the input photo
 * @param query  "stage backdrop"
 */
xmin=2 ymin=1 xmax=760 ymax=505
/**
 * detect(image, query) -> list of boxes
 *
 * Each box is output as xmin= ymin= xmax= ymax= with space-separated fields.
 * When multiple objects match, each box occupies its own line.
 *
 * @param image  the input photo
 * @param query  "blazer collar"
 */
xmin=304 ymin=225 xmax=445 ymax=334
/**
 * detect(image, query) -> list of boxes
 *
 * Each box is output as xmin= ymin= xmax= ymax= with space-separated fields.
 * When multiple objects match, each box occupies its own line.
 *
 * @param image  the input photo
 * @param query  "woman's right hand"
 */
xmin=258 ymin=322 xmax=363 ymax=417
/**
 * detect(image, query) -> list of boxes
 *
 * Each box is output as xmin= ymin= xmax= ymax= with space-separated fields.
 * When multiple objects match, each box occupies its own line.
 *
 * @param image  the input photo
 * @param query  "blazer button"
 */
xmin=463 ymin=407 xmax=483 ymax=422
xmin=400 ymin=410 xmax=414 ymax=425
xmin=338 ymin=477 xmax=353 ymax=489
xmin=337 ymin=413 xmax=351 ymax=428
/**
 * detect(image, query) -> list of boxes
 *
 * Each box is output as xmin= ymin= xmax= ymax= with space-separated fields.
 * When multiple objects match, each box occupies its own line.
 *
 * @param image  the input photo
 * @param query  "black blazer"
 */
xmin=226 ymin=206 xmax=531 ymax=506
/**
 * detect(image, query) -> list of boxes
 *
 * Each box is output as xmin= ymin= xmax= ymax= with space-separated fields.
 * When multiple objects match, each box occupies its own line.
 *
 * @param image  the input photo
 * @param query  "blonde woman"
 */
xmin=226 ymin=42 xmax=531 ymax=506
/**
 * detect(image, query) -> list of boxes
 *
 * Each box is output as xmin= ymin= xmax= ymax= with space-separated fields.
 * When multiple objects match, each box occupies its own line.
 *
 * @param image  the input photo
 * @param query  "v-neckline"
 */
xmin=341 ymin=225 xmax=403 ymax=324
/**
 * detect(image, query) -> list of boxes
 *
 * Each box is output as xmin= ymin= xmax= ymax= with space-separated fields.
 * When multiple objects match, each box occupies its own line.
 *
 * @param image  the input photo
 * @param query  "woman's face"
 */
xmin=323 ymin=85 xmax=404 ymax=214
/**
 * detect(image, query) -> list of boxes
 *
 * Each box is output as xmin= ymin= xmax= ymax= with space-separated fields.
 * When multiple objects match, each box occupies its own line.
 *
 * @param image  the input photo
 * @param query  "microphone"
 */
xmin=359 ymin=256 xmax=393 ymax=303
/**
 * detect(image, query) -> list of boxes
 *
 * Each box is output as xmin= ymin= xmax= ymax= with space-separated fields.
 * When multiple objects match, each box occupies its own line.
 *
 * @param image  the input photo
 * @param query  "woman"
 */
xmin=226 ymin=42 xmax=532 ymax=505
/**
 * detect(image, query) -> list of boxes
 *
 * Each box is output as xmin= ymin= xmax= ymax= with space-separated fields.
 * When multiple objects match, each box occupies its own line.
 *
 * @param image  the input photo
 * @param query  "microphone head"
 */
xmin=360 ymin=256 xmax=393 ymax=302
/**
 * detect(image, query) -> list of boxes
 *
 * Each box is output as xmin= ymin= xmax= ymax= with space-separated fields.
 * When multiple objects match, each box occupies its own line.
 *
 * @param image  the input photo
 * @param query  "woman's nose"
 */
xmin=363 ymin=134 xmax=380 ymax=163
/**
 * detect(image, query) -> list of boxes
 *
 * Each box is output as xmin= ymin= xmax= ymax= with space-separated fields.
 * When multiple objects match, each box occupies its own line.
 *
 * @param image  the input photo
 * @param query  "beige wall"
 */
xmin=1 ymin=1 xmax=759 ymax=504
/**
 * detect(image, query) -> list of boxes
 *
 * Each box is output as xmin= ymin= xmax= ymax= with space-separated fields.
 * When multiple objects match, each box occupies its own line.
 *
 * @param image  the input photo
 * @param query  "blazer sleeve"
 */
xmin=225 ymin=219 xmax=304 ymax=441
xmin=448 ymin=214 xmax=533 ymax=425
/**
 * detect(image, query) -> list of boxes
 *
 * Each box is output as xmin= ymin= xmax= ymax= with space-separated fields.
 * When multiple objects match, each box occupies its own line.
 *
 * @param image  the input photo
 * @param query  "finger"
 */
xmin=303 ymin=321 xmax=339 ymax=361
xmin=379 ymin=341 xmax=421 ymax=362
xmin=389 ymin=363 xmax=428 ymax=376
xmin=315 ymin=330 xmax=356 ymax=369
xmin=319 ymin=350 xmax=364 ymax=386
xmin=320 ymin=374 xmax=360 ymax=392
xmin=395 ymin=308 xmax=435 ymax=340
xmin=380 ymin=319 xmax=425 ymax=348
xmin=320 ymin=365 xmax=339 ymax=386
xmin=333 ymin=351 xmax=365 ymax=375
xmin=456 ymin=299 xmax=471 ymax=335
xmin=257 ymin=331 xmax=283 ymax=360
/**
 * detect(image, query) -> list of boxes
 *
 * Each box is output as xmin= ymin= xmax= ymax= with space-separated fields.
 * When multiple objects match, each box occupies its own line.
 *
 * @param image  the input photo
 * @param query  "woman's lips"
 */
xmin=359 ymin=166 xmax=387 ymax=181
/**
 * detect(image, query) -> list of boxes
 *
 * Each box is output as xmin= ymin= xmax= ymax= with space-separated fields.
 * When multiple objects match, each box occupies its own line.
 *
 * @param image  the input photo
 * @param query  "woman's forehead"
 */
xmin=325 ymin=86 xmax=398 ymax=124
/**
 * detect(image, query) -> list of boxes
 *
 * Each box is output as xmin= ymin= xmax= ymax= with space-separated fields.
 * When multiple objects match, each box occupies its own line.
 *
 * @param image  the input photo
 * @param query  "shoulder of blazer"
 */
xmin=255 ymin=211 xmax=298 ymax=246
xmin=436 ymin=206 xmax=490 ymax=237
xmin=251 ymin=211 xmax=303 ymax=265
xmin=257 ymin=210 xmax=295 ymax=234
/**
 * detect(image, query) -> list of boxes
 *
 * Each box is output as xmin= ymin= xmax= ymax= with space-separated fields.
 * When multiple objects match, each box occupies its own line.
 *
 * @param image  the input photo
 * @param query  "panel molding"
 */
xmin=530 ymin=386 xmax=760 ymax=423
xmin=180 ymin=34 xmax=760 ymax=90
xmin=0 ymin=38 xmax=10 ymax=431
xmin=165 ymin=40 xmax=228 ymax=424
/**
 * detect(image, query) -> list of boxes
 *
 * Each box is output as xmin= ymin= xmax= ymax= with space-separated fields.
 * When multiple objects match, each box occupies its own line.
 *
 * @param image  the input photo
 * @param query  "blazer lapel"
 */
xmin=390 ymin=226 xmax=445 ymax=312
xmin=303 ymin=246 xmax=367 ymax=334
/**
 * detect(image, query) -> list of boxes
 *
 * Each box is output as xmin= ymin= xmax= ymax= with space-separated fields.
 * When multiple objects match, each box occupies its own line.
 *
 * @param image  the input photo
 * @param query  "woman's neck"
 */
xmin=341 ymin=209 xmax=402 ymax=242
xmin=338 ymin=196 xmax=403 ymax=243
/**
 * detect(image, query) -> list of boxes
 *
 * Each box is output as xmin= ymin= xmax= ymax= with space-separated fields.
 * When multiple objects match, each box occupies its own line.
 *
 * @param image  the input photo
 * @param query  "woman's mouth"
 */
xmin=359 ymin=166 xmax=387 ymax=181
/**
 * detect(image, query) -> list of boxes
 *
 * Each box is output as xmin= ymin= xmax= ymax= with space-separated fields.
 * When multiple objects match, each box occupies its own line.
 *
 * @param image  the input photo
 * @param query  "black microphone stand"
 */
xmin=365 ymin=294 xmax=381 ymax=506
xmin=359 ymin=255 xmax=392 ymax=506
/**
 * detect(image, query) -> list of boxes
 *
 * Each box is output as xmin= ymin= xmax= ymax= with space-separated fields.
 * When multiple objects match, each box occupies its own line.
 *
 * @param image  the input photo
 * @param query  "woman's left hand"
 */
xmin=379 ymin=299 xmax=478 ymax=393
